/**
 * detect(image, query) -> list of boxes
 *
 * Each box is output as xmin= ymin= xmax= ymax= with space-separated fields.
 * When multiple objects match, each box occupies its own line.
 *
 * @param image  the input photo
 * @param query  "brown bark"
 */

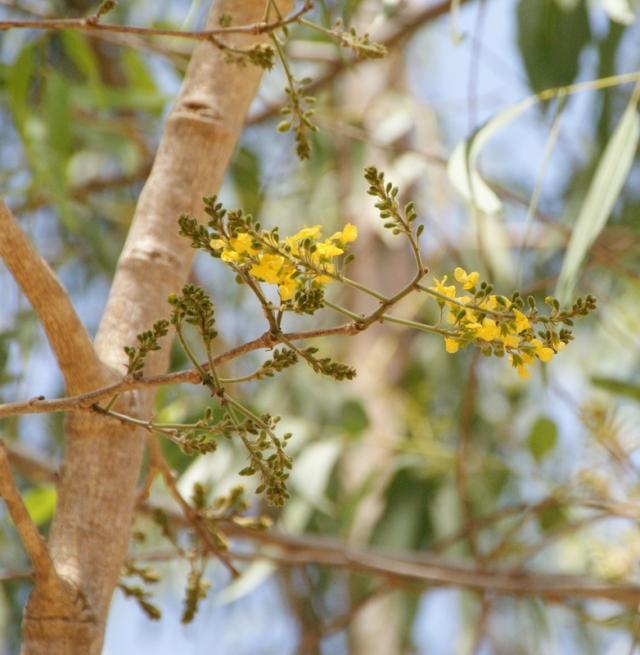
xmin=0 ymin=200 xmax=105 ymax=394
xmin=18 ymin=2 xmax=291 ymax=653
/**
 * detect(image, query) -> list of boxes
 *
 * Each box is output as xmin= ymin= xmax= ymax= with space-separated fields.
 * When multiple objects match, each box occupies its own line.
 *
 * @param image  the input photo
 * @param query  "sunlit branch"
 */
xmin=0 ymin=2 xmax=313 ymax=43
xmin=0 ymin=442 xmax=57 ymax=584
xmin=0 ymin=198 xmax=105 ymax=394
xmin=0 ymin=324 xmax=358 ymax=420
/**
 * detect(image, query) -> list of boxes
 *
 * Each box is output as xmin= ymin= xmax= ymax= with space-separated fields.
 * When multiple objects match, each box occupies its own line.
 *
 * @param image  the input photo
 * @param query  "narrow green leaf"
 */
xmin=527 ymin=417 xmax=558 ymax=462
xmin=121 ymin=49 xmax=157 ymax=92
xmin=45 ymin=70 xmax=72 ymax=161
xmin=338 ymin=399 xmax=369 ymax=437
xmin=448 ymin=94 xmax=539 ymax=214
xmin=23 ymin=485 xmax=58 ymax=526
xmin=6 ymin=42 xmax=36 ymax=130
xmin=556 ymin=86 xmax=640 ymax=303
xmin=60 ymin=31 xmax=106 ymax=107
xmin=592 ymin=375 xmax=640 ymax=401
xmin=448 ymin=73 xmax=640 ymax=216
xmin=230 ymin=148 xmax=263 ymax=217
xmin=517 ymin=0 xmax=591 ymax=94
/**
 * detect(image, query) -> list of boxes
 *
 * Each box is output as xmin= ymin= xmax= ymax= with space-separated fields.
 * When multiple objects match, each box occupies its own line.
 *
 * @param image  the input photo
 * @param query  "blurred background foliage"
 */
xmin=1 ymin=0 xmax=640 ymax=653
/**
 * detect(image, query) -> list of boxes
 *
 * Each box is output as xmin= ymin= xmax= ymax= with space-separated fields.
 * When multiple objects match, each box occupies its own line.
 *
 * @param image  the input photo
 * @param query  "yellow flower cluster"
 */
xmin=431 ymin=268 xmax=560 ymax=379
xmin=210 ymin=223 xmax=358 ymax=301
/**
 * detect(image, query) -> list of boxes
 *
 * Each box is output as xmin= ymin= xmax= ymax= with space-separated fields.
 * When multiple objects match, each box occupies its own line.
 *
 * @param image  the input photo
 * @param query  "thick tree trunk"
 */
xmin=20 ymin=2 xmax=291 ymax=653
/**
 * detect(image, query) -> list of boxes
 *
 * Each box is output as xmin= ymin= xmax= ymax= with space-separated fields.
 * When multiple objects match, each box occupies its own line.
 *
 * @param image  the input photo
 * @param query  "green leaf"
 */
xmin=371 ymin=468 xmax=436 ymax=550
xmin=538 ymin=504 xmax=568 ymax=533
xmin=71 ymin=86 xmax=168 ymax=112
xmin=230 ymin=147 xmax=263 ymax=216
xmin=121 ymin=49 xmax=157 ymax=92
xmin=592 ymin=375 xmax=640 ymax=401
xmin=6 ymin=42 xmax=36 ymax=131
xmin=527 ymin=417 xmax=558 ymax=462
xmin=517 ymin=0 xmax=591 ymax=94
xmin=45 ymin=70 xmax=72 ymax=162
xmin=448 ymin=95 xmax=539 ymax=215
xmin=23 ymin=485 xmax=57 ymax=526
xmin=338 ymin=399 xmax=369 ymax=437
xmin=556 ymin=86 xmax=640 ymax=303
xmin=42 ymin=69 xmax=76 ymax=231
xmin=60 ymin=31 xmax=106 ymax=107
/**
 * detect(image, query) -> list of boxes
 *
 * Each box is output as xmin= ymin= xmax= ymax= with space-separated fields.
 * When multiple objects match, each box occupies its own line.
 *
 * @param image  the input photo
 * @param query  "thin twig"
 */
xmin=147 ymin=436 xmax=240 ymax=577
xmin=147 ymin=509 xmax=640 ymax=606
xmin=0 ymin=2 xmax=313 ymax=42
xmin=456 ymin=350 xmax=481 ymax=558
xmin=0 ymin=323 xmax=358 ymax=419
xmin=248 ymin=0 xmax=473 ymax=124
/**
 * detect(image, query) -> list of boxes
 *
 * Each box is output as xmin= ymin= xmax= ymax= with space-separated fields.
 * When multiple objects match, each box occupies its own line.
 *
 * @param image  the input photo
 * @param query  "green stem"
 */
xmin=323 ymin=300 xmax=364 ymax=322
xmin=298 ymin=17 xmax=336 ymax=40
xmin=103 ymin=393 xmax=119 ymax=412
xmin=220 ymin=370 xmax=265 ymax=384
xmin=175 ymin=322 xmax=209 ymax=382
xmin=92 ymin=406 xmax=188 ymax=444
xmin=379 ymin=314 xmax=452 ymax=337
xmin=339 ymin=275 xmax=387 ymax=301
xmin=271 ymin=30 xmax=295 ymax=89
xmin=418 ymin=284 xmax=505 ymax=319
xmin=239 ymin=271 xmax=279 ymax=334
xmin=223 ymin=393 xmax=271 ymax=434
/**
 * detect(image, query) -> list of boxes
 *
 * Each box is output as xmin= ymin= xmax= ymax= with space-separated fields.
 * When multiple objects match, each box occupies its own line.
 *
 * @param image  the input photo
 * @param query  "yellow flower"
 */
xmin=278 ymin=276 xmax=297 ymax=301
xmin=531 ymin=339 xmax=554 ymax=363
xmin=476 ymin=318 xmax=501 ymax=342
xmin=315 ymin=262 xmax=335 ymax=284
xmin=229 ymin=232 xmax=258 ymax=255
xmin=509 ymin=355 xmax=531 ymax=380
xmin=537 ymin=348 xmax=554 ymax=363
xmin=520 ymin=352 xmax=534 ymax=365
xmin=250 ymin=254 xmax=286 ymax=284
xmin=210 ymin=238 xmax=226 ymax=250
xmin=331 ymin=223 xmax=358 ymax=243
xmin=454 ymin=296 xmax=476 ymax=321
xmin=315 ymin=240 xmax=343 ymax=259
xmin=444 ymin=337 xmax=459 ymax=353
xmin=502 ymin=334 xmax=520 ymax=348
xmin=454 ymin=267 xmax=480 ymax=290
xmin=479 ymin=295 xmax=498 ymax=311
xmin=285 ymin=225 xmax=323 ymax=256
xmin=291 ymin=225 xmax=323 ymax=241
xmin=221 ymin=249 xmax=240 ymax=263
xmin=430 ymin=275 xmax=456 ymax=299
xmin=513 ymin=309 xmax=530 ymax=334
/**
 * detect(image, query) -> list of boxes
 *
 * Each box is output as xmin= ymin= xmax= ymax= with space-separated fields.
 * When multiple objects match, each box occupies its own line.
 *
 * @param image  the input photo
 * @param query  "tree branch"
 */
xmin=135 ymin=507 xmax=640 ymax=606
xmin=4 ymin=442 xmax=59 ymax=485
xmin=248 ymin=0 xmax=472 ymax=125
xmin=0 ymin=441 xmax=56 ymax=583
xmin=0 ymin=199 xmax=105 ymax=394
xmin=21 ymin=3 xmax=294 ymax=653
xmin=0 ymin=323 xmax=357 ymax=419
xmin=0 ymin=2 xmax=312 ymax=42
